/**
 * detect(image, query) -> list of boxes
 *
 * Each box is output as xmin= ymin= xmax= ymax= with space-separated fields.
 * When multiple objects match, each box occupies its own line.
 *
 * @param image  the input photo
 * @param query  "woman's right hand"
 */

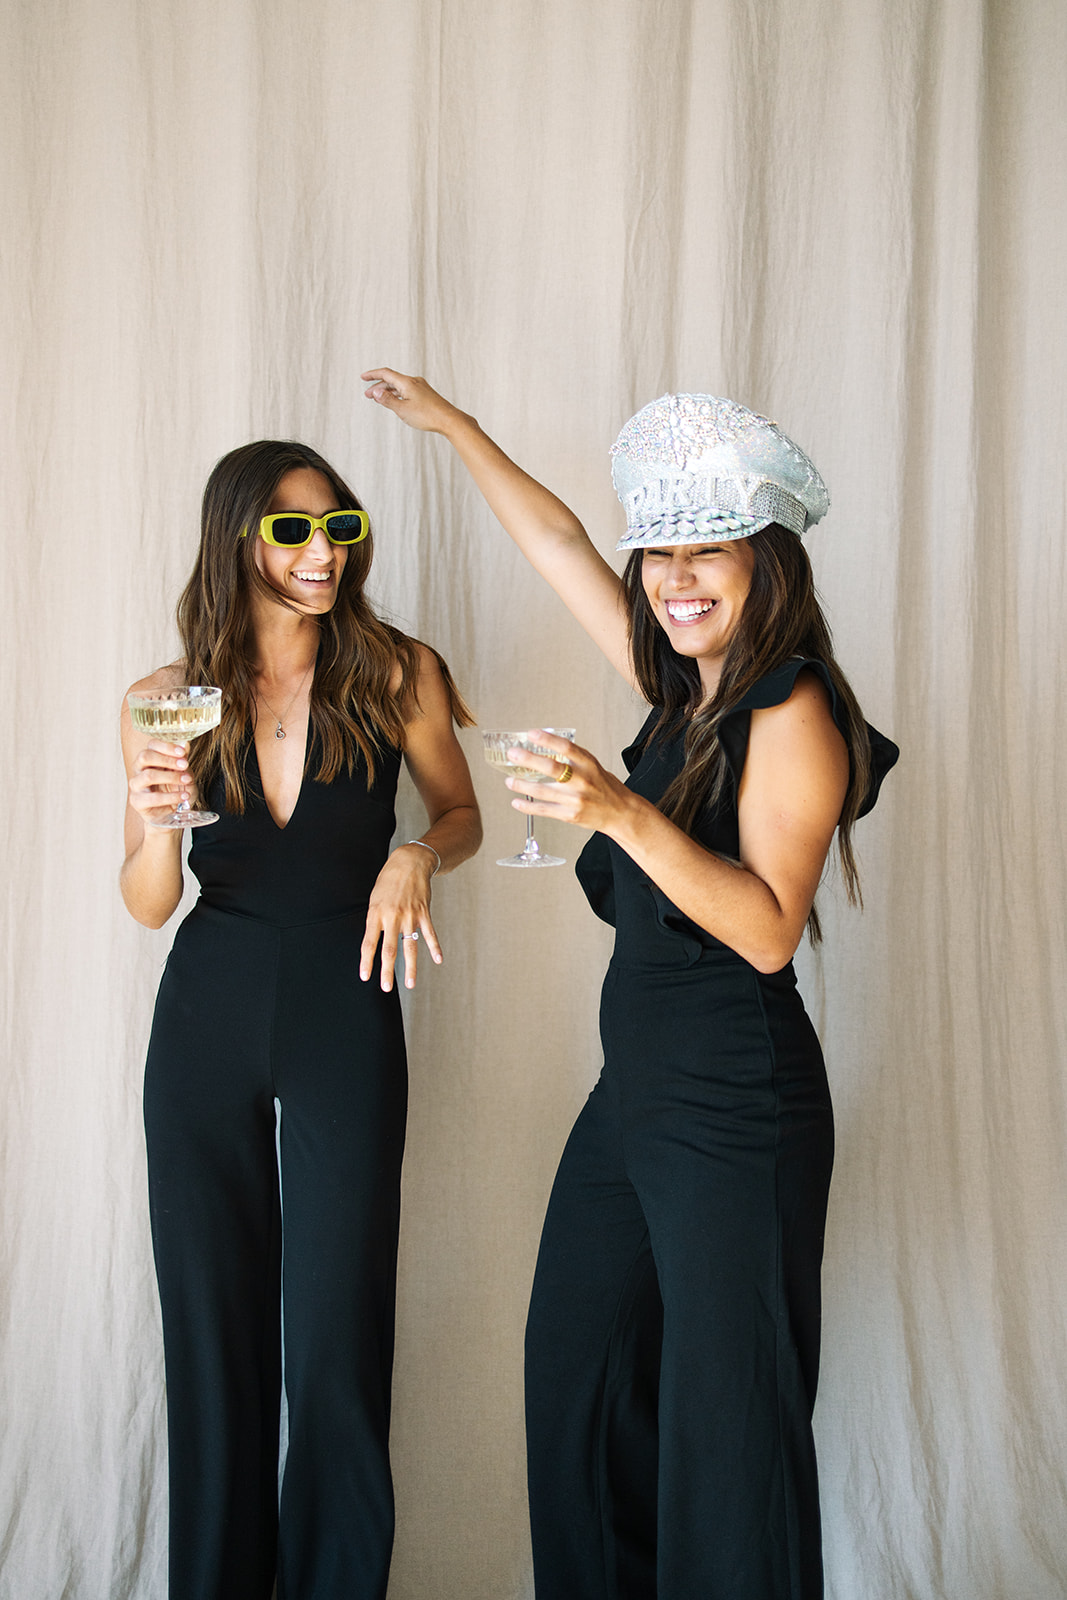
xmin=127 ymin=739 xmax=192 ymax=828
xmin=120 ymin=672 xmax=191 ymax=927
xmin=361 ymin=365 xmax=636 ymax=685
xmin=361 ymin=368 xmax=465 ymax=435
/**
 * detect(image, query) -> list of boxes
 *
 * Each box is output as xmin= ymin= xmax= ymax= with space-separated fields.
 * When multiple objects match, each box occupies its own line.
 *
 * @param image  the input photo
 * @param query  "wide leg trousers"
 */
xmin=525 ymin=952 xmax=834 ymax=1600
xmin=144 ymin=904 xmax=407 ymax=1600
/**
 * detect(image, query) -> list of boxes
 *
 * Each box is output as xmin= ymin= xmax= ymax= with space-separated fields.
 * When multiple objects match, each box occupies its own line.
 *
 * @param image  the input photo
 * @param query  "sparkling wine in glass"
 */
xmin=127 ymin=686 xmax=223 ymax=828
xmin=481 ymin=729 xmax=576 ymax=868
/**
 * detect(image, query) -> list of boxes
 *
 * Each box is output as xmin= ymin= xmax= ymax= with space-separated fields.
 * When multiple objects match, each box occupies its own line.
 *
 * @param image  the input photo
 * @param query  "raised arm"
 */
xmin=362 ymin=368 xmax=635 ymax=686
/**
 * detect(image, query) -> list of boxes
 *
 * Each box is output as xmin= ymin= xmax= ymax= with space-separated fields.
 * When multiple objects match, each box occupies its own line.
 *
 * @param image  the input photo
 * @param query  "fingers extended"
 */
xmin=417 ymin=915 xmax=443 ymax=966
xmin=400 ymin=932 xmax=418 ymax=989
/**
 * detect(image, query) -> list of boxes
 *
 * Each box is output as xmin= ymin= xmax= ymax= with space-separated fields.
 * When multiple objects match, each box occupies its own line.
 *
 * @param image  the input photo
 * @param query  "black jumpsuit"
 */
xmin=143 ymin=729 xmax=407 ymax=1600
xmin=524 ymin=658 xmax=898 ymax=1600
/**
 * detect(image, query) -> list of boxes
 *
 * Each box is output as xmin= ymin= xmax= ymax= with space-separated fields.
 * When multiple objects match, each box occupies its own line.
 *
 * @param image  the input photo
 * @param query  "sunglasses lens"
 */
xmin=268 ymin=516 xmax=314 ymax=546
xmin=324 ymin=512 xmax=366 ymax=543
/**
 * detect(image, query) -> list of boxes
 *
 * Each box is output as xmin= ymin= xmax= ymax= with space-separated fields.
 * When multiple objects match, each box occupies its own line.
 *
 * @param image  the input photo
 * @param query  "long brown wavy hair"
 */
xmin=177 ymin=439 xmax=473 ymax=812
xmin=624 ymin=522 xmax=872 ymax=942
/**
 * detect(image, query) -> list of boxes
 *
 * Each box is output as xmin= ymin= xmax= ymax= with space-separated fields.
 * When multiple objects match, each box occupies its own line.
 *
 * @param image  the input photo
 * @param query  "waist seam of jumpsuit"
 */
xmin=192 ymin=896 xmax=372 ymax=931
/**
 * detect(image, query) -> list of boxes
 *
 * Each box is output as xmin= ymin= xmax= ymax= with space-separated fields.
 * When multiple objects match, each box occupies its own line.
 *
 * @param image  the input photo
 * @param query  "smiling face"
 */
xmin=254 ymin=466 xmax=348 ymax=613
xmin=640 ymin=539 xmax=756 ymax=695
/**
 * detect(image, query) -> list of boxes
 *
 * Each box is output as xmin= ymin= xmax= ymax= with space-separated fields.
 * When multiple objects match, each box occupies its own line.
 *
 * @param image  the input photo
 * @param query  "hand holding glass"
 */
xmin=127 ymin=686 xmax=223 ymax=829
xmin=481 ymin=729 xmax=576 ymax=868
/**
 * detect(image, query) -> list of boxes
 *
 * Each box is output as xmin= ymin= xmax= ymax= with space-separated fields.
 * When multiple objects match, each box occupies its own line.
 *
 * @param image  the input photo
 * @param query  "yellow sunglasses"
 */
xmin=245 ymin=510 xmax=370 ymax=548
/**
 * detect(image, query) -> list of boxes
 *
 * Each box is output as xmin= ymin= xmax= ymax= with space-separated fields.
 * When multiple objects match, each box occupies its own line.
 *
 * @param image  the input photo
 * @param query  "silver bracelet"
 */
xmin=406 ymin=838 xmax=442 ymax=877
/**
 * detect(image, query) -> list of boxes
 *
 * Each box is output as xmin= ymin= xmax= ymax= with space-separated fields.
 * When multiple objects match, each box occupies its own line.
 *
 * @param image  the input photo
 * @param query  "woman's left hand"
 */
xmin=504 ymin=731 xmax=632 ymax=834
xmin=360 ymin=844 xmax=443 ymax=992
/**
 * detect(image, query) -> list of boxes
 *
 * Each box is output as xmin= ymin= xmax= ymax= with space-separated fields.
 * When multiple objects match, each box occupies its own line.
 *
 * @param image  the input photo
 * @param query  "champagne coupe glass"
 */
xmin=481 ymin=728 xmax=576 ymax=868
xmin=127 ymin=686 xmax=223 ymax=828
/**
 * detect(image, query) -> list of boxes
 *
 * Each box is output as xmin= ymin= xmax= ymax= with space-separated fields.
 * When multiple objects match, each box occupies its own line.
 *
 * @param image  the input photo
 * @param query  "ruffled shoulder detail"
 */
xmin=576 ymin=659 xmax=898 ymax=937
xmin=719 ymin=657 xmax=898 ymax=818
xmin=576 ymin=708 xmax=661 ymax=926
xmin=574 ymin=832 xmax=615 ymax=926
xmin=620 ymin=707 xmax=663 ymax=773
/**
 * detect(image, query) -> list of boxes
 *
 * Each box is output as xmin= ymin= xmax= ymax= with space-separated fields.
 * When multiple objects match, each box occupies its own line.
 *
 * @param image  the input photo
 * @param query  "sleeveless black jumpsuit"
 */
xmin=143 ymin=729 xmax=407 ymax=1600
xmin=524 ymin=659 xmax=898 ymax=1600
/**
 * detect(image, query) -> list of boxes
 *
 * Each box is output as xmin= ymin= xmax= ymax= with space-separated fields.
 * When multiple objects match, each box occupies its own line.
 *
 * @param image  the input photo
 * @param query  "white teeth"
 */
xmin=295 ymin=572 xmax=331 ymax=582
xmin=666 ymin=599 xmax=714 ymax=620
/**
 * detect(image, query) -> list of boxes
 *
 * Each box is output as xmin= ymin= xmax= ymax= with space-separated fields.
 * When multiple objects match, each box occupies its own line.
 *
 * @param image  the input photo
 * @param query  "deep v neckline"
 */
xmin=250 ymin=716 xmax=312 ymax=832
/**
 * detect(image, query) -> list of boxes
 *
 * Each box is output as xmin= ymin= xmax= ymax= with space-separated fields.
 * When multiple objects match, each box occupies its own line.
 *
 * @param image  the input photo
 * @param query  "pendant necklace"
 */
xmin=257 ymin=661 xmax=314 ymax=740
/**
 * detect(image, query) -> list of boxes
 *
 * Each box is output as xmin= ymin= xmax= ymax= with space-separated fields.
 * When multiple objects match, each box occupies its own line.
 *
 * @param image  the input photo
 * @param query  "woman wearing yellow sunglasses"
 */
xmin=120 ymin=440 xmax=481 ymax=1600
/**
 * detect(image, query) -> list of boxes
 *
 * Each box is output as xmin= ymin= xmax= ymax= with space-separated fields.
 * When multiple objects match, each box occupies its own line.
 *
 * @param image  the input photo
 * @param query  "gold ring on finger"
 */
xmin=557 ymin=763 xmax=573 ymax=784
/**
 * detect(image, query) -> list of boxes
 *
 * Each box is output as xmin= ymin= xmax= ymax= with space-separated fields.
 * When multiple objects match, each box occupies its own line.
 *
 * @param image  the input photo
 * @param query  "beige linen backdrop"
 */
xmin=3 ymin=1 xmax=1066 ymax=1596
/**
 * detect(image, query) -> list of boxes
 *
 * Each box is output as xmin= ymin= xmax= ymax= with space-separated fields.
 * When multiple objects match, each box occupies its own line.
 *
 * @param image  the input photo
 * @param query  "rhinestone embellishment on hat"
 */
xmin=611 ymin=395 xmax=776 ymax=472
xmin=610 ymin=392 xmax=829 ymax=550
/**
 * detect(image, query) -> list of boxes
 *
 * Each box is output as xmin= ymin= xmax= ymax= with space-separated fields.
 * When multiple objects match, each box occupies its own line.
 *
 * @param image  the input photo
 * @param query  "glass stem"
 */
xmin=524 ymin=801 xmax=540 ymax=860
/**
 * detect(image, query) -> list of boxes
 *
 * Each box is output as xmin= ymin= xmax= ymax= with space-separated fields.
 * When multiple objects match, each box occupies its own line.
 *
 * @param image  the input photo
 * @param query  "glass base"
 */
xmin=497 ymin=850 xmax=566 ymax=868
xmin=152 ymin=809 xmax=219 ymax=830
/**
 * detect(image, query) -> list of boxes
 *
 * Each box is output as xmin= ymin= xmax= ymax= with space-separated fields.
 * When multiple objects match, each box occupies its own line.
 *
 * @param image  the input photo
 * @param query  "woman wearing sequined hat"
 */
xmin=364 ymin=369 xmax=898 ymax=1600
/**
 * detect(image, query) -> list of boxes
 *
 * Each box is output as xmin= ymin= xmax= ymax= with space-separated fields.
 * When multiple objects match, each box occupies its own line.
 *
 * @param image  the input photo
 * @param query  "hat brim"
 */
xmin=615 ymin=509 xmax=769 ymax=551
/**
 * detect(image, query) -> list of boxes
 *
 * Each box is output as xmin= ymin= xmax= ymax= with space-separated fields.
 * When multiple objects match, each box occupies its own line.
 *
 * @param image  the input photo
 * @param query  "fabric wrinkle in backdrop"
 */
xmin=1 ymin=1 xmax=1065 ymax=1596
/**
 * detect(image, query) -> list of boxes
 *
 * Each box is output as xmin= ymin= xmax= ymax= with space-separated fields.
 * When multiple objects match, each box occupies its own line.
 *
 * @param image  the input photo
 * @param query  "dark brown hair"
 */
xmin=177 ymin=439 xmax=472 ymax=811
xmin=624 ymin=523 xmax=872 ymax=941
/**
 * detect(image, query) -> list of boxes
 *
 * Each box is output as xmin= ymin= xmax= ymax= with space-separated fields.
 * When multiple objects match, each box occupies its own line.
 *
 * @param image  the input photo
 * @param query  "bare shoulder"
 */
xmin=392 ymin=639 xmax=450 ymax=717
xmin=750 ymin=666 xmax=840 ymax=740
xmin=744 ymin=666 xmax=848 ymax=802
xmin=411 ymin=637 xmax=445 ymax=680
xmin=397 ymin=641 xmax=477 ymax=806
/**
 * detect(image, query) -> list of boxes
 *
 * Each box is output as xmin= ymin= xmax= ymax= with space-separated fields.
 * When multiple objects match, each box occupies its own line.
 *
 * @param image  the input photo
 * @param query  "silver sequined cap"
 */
xmin=610 ymin=394 xmax=829 ymax=549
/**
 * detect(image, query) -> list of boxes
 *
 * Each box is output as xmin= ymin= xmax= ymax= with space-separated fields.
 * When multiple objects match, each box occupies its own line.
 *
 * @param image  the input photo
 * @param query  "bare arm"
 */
xmin=119 ymin=667 xmax=189 ymax=928
xmin=499 ymin=672 xmax=849 ymax=974
xmin=359 ymin=644 xmax=482 ymax=992
xmin=362 ymin=368 xmax=635 ymax=686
